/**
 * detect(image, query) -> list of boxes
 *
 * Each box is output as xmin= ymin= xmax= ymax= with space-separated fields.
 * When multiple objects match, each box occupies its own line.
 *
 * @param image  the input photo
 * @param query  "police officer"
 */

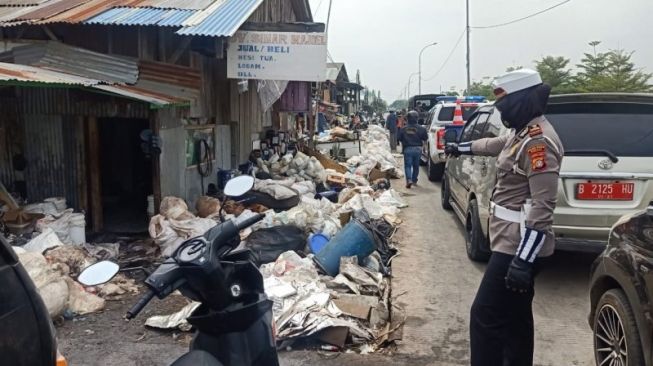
xmin=398 ymin=110 xmax=428 ymax=188
xmin=445 ymin=69 xmax=564 ymax=366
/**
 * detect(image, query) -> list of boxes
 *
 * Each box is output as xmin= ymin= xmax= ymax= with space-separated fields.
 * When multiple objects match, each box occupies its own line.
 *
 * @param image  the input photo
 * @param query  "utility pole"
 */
xmin=466 ymin=0 xmax=471 ymax=93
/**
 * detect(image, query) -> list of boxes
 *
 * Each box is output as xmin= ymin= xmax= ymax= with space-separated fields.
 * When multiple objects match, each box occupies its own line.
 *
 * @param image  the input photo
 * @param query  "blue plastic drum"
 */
xmin=313 ymin=220 xmax=376 ymax=277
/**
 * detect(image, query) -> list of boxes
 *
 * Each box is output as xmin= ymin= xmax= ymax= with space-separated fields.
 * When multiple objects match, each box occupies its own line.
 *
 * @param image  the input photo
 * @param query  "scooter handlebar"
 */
xmin=125 ymin=288 xmax=155 ymax=320
xmin=235 ymin=214 xmax=264 ymax=231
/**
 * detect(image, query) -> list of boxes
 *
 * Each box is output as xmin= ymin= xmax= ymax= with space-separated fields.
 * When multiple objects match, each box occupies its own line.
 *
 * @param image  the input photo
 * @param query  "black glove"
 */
xmin=505 ymin=257 xmax=534 ymax=293
xmin=444 ymin=143 xmax=462 ymax=157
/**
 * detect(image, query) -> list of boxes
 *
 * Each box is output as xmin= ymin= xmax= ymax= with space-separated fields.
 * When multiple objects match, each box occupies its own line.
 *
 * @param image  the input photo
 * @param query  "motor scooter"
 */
xmin=79 ymin=175 xmax=278 ymax=366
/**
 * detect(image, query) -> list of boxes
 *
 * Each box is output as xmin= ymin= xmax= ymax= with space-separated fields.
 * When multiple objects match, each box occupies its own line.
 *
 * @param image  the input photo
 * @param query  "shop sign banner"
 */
xmin=227 ymin=31 xmax=327 ymax=82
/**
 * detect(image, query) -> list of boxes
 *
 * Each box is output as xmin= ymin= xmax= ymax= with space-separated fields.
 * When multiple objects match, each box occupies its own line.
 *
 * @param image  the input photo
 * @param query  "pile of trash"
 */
xmin=315 ymin=126 xmax=358 ymax=142
xmin=8 ymin=229 xmax=139 ymax=318
xmin=144 ymin=125 xmax=407 ymax=353
xmin=254 ymin=151 xmax=327 ymax=182
xmin=346 ymin=125 xmax=403 ymax=178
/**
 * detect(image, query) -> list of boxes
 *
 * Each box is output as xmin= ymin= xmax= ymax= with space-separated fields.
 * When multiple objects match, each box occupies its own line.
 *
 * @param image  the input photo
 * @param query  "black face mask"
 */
xmin=494 ymin=84 xmax=551 ymax=130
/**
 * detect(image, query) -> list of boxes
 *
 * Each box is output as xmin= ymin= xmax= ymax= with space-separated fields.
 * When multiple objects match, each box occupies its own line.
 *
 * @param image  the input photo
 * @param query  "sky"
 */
xmin=308 ymin=0 xmax=653 ymax=102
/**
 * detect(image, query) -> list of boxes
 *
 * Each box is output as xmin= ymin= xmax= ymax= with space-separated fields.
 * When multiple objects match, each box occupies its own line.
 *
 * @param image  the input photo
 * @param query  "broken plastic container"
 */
xmin=313 ymin=220 xmax=376 ymax=277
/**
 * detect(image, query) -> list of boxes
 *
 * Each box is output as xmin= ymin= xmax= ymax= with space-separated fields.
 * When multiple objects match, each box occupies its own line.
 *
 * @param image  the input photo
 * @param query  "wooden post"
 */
xmin=87 ymin=116 xmax=103 ymax=232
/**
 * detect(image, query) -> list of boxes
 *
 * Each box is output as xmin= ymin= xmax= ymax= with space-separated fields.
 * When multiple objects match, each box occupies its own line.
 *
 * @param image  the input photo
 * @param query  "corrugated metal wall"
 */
xmin=23 ymin=115 xmax=67 ymax=203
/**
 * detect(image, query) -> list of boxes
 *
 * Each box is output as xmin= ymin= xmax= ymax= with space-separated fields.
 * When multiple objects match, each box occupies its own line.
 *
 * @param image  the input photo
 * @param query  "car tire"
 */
xmin=441 ymin=175 xmax=453 ymax=211
xmin=427 ymin=156 xmax=444 ymax=181
xmin=465 ymin=199 xmax=490 ymax=262
xmin=593 ymin=289 xmax=644 ymax=366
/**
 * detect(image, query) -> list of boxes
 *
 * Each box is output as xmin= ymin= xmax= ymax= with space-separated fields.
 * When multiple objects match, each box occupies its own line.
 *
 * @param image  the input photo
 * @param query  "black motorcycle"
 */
xmin=79 ymin=176 xmax=278 ymax=366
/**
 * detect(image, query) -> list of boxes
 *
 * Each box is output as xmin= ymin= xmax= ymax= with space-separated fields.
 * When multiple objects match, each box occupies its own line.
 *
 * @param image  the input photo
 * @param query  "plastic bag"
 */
xmin=245 ymin=225 xmax=307 ymax=265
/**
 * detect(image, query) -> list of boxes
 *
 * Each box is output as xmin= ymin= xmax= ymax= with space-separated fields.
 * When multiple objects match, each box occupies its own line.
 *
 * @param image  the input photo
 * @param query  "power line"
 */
xmin=471 ymin=0 xmax=571 ymax=29
xmin=422 ymin=29 xmax=466 ymax=82
xmin=315 ymin=0 xmax=325 ymax=14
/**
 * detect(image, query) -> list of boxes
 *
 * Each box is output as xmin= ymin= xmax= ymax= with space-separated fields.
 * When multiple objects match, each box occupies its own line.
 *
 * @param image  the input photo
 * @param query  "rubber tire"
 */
xmin=427 ymin=156 xmax=445 ymax=182
xmin=441 ymin=175 xmax=453 ymax=211
xmin=593 ymin=289 xmax=644 ymax=366
xmin=465 ymin=199 xmax=490 ymax=262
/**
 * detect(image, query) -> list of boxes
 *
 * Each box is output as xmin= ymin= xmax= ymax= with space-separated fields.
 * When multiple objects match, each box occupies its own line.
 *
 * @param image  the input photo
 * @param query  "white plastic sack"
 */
xmin=23 ymin=228 xmax=63 ymax=253
xmin=149 ymin=215 xmax=217 ymax=257
xmin=66 ymin=277 xmax=105 ymax=315
xmin=16 ymin=250 xmax=69 ymax=317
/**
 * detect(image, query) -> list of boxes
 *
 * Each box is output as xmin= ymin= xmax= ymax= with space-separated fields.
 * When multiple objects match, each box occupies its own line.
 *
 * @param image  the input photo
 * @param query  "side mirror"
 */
xmin=647 ymin=201 xmax=653 ymax=217
xmin=78 ymin=261 xmax=119 ymax=286
xmin=443 ymin=129 xmax=458 ymax=144
xmin=224 ymin=175 xmax=255 ymax=197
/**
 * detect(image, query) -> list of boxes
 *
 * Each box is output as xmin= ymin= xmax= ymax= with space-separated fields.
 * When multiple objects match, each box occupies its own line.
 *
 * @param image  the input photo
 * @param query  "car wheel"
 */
xmin=441 ymin=175 xmax=453 ymax=211
xmin=465 ymin=199 xmax=490 ymax=262
xmin=428 ymin=156 xmax=444 ymax=181
xmin=593 ymin=289 xmax=644 ymax=366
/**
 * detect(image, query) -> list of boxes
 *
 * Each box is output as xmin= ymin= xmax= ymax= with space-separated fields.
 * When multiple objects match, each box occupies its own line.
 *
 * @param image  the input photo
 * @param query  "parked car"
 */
xmin=422 ymin=97 xmax=488 ymax=181
xmin=588 ymin=203 xmax=653 ymax=366
xmin=441 ymin=93 xmax=653 ymax=260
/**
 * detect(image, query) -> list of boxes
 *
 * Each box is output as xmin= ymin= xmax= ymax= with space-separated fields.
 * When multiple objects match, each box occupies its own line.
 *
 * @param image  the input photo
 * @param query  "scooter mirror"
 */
xmin=78 ymin=261 xmax=120 ymax=286
xmin=224 ymin=175 xmax=255 ymax=197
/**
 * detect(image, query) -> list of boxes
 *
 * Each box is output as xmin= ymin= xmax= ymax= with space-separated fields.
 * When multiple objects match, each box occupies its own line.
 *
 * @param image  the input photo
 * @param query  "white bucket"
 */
xmin=147 ymin=195 xmax=155 ymax=217
xmin=69 ymin=213 xmax=86 ymax=245
xmin=44 ymin=197 xmax=67 ymax=212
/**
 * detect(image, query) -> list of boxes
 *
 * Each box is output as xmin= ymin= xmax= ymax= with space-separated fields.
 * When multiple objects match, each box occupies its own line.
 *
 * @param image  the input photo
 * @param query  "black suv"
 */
xmin=589 ymin=203 xmax=653 ymax=366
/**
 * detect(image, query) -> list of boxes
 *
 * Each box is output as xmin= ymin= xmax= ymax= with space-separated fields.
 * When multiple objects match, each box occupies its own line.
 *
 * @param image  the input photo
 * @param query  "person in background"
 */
xmin=397 ymin=110 xmax=407 ymax=130
xmin=398 ymin=110 xmax=427 ymax=188
xmin=317 ymin=112 xmax=329 ymax=134
xmin=385 ymin=109 xmax=398 ymax=151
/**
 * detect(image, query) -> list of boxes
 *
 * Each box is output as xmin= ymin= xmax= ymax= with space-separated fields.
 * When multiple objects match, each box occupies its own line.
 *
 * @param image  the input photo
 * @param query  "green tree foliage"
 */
xmin=389 ymin=99 xmax=408 ymax=110
xmin=465 ymin=81 xmax=495 ymax=100
xmin=445 ymin=91 xmax=460 ymax=97
xmin=370 ymin=98 xmax=388 ymax=115
xmin=535 ymin=56 xmax=572 ymax=94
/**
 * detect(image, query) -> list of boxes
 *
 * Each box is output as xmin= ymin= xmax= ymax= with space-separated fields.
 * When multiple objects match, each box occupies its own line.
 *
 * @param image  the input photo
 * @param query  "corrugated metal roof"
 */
xmin=10 ymin=42 xmax=139 ymax=84
xmin=0 ymin=0 xmax=51 ymax=5
xmin=34 ymin=0 xmax=142 ymax=24
xmin=0 ymin=5 xmax=38 ymax=22
xmin=177 ymin=0 xmax=263 ymax=37
xmin=139 ymin=60 xmax=200 ymax=89
xmin=0 ymin=61 xmax=188 ymax=105
xmin=0 ymin=61 xmax=98 ymax=85
xmin=15 ymin=0 xmax=90 ymax=21
xmin=84 ymin=6 xmax=193 ymax=26
xmin=136 ymin=0 xmax=213 ymax=10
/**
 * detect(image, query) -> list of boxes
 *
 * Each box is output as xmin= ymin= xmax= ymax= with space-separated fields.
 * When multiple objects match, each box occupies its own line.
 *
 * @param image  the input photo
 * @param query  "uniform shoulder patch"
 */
xmin=528 ymin=124 xmax=543 ymax=138
xmin=527 ymin=143 xmax=547 ymax=171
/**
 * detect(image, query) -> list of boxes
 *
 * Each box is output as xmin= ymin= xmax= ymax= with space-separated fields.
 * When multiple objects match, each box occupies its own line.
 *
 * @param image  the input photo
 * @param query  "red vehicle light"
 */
xmin=436 ymin=129 xmax=446 ymax=150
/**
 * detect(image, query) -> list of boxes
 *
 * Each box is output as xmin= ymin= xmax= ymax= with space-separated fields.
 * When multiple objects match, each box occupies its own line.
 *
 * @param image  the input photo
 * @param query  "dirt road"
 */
xmin=58 ymin=168 xmax=597 ymax=365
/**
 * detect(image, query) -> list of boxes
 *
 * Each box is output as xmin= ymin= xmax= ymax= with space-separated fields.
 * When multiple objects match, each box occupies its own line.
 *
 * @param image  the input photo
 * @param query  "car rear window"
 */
xmin=546 ymin=103 xmax=653 ymax=157
xmin=438 ymin=106 xmax=478 ymax=122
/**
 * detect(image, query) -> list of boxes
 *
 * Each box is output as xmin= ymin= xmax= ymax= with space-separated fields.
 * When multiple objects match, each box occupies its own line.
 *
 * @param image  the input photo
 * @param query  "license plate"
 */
xmin=576 ymin=182 xmax=635 ymax=201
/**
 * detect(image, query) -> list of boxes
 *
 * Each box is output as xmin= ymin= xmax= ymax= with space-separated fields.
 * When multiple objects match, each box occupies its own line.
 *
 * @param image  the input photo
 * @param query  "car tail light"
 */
xmin=436 ymin=129 xmax=446 ymax=150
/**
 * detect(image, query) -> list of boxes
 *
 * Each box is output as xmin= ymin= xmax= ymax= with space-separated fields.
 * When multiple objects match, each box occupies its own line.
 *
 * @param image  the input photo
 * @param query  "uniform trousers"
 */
xmin=470 ymin=252 xmax=544 ymax=366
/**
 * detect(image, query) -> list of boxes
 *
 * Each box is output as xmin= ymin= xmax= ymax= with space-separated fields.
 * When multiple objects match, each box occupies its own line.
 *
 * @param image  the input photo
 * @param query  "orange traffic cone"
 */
xmin=453 ymin=100 xmax=464 ymax=125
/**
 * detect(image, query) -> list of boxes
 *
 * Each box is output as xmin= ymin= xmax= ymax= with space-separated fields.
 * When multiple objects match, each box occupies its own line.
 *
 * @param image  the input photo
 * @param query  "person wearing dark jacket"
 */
xmin=385 ymin=110 xmax=398 ymax=151
xmin=398 ymin=110 xmax=427 ymax=188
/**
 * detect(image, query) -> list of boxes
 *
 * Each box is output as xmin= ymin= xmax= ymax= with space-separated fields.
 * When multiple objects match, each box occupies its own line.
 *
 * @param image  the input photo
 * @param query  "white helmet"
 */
xmin=492 ymin=69 xmax=542 ymax=99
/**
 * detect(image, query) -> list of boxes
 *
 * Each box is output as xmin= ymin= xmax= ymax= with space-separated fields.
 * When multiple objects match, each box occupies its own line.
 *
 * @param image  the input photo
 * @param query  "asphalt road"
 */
xmin=58 ymin=167 xmax=598 ymax=366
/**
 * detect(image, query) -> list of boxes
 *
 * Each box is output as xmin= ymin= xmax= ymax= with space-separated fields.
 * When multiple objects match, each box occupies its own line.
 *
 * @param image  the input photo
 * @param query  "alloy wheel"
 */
xmin=595 ymin=304 xmax=628 ymax=366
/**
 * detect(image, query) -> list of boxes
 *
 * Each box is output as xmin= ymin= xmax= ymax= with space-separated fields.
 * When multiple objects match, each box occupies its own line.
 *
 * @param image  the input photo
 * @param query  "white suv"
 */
xmin=422 ymin=97 xmax=488 ymax=181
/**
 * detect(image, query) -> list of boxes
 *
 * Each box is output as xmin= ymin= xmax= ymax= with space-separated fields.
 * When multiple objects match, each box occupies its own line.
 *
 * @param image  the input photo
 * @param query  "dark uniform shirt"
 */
xmin=398 ymin=123 xmax=428 ymax=147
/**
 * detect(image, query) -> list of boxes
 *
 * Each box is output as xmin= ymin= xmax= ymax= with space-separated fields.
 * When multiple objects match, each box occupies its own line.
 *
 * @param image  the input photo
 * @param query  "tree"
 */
xmin=575 ymin=42 xmax=652 ymax=92
xmin=445 ymin=91 xmax=460 ymax=97
xmin=535 ymin=56 xmax=572 ymax=94
xmin=389 ymin=99 xmax=408 ymax=110
xmin=465 ymin=81 xmax=495 ymax=100
xmin=370 ymin=98 xmax=388 ymax=115
xmin=506 ymin=66 xmax=523 ymax=72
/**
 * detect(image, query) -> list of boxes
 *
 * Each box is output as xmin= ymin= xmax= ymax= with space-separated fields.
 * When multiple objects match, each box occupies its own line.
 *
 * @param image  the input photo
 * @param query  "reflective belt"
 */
xmin=490 ymin=202 xmax=521 ymax=223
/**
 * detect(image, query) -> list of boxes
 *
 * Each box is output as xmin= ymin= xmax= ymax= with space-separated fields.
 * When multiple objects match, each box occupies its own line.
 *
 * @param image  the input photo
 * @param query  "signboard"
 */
xmin=227 ymin=31 xmax=327 ymax=82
